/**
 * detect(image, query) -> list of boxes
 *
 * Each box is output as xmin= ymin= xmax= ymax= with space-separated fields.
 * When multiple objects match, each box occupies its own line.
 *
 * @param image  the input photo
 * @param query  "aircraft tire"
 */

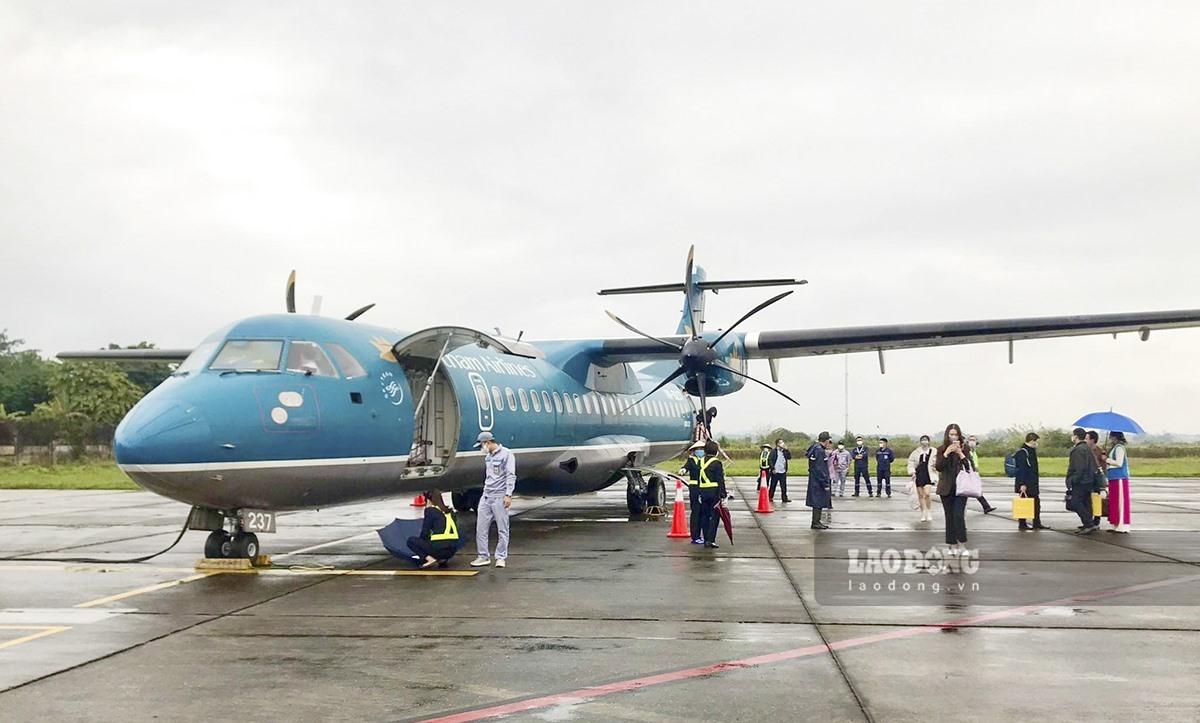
xmin=646 ymin=476 xmax=666 ymax=509
xmin=231 ymin=532 xmax=259 ymax=560
xmin=453 ymin=489 xmax=483 ymax=513
xmin=626 ymin=484 xmax=647 ymax=515
xmin=204 ymin=530 xmax=231 ymax=559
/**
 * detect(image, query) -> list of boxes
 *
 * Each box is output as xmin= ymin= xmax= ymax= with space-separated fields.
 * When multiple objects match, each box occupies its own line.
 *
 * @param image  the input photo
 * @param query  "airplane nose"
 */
xmin=114 ymin=396 xmax=212 ymax=465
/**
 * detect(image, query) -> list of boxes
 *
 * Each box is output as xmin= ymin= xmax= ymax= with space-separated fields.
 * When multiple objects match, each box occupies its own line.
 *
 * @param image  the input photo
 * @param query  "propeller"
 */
xmin=284 ymin=270 xmax=376 ymax=321
xmin=606 ymin=246 xmax=800 ymax=437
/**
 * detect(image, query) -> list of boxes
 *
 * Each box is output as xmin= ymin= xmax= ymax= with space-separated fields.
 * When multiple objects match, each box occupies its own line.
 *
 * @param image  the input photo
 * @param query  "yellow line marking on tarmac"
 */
xmin=0 ymin=625 xmax=71 ymax=650
xmin=0 ymin=565 xmax=199 ymax=574
xmin=74 ymin=573 xmax=216 ymax=609
xmin=243 ymin=569 xmax=478 ymax=577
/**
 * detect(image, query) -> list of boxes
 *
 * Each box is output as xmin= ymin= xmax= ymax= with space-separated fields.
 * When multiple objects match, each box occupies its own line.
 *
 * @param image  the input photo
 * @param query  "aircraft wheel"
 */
xmin=231 ymin=532 xmax=260 ymax=560
xmin=626 ymin=484 xmax=647 ymax=515
xmin=452 ymin=491 xmax=471 ymax=513
xmin=646 ymin=476 xmax=666 ymax=509
xmin=204 ymin=530 xmax=231 ymax=559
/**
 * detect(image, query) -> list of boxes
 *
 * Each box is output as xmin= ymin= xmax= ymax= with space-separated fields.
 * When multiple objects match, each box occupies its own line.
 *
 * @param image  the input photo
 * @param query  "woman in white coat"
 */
xmin=907 ymin=435 xmax=938 ymax=521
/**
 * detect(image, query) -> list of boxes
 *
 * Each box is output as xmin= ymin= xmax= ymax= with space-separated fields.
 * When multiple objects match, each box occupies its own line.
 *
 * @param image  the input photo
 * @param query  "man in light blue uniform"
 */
xmin=470 ymin=431 xmax=516 ymax=568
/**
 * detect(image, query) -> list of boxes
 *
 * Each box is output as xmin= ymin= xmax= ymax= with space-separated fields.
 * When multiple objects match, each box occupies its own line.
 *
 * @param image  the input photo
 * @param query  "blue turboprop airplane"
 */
xmin=60 ymin=247 xmax=1200 ymax=559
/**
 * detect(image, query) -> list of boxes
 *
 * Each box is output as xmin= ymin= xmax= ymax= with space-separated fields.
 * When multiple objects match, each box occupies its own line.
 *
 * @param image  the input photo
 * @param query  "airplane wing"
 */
xmin=741 ymin=309 xmax=1200 ymax=359
xmin=57 ymin=349 xmax=193 ymax=363
xmin=589 ymin=308 xmax=1200 ymax=363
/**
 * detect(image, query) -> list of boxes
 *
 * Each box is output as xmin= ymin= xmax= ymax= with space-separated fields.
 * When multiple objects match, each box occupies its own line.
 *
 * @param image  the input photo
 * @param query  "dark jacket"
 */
xmin=875 ymin=447 xmax=895 ymax=472
xmin=806 ymin=443 xmax=832 ymax=509
xmin=767 ymin=447 xmax=792 ymax=473
xmin=1066 ymin=441 xmax=1097 ymax=492
xmin=684 ymin=456 xmax=726 ymax=496
xmin=935 ymin=445 xmax=973 ymax=497
xmin=419 ymin=507 xmax=459 ymax=549
xmin=851 ymin=445 xmax=870 ymax=470
xmin=1014 ymin=444 xmax=1039 ymax=495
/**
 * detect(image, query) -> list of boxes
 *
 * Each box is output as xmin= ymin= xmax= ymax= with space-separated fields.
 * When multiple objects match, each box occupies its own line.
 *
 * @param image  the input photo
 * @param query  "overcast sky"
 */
xmin=3 ymin=2 xmax=1199 ymax=438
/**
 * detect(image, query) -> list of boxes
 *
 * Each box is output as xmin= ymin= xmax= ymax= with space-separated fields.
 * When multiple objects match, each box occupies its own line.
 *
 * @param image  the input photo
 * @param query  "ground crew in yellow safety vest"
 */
xmin=407 ymin=489 xmax=460 ymax=568
xmin=680 ymin=439 xmax=727 ymax=549
xmin=757 ymin=443 xmax=772 ymax=490
xmin=680 ymin=441 xmax=707 ymax=545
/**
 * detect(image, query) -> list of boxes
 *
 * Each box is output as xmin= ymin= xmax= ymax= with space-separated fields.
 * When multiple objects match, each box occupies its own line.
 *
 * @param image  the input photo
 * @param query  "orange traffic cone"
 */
xmin=755 ymin=484 xmax=774 ymax=514
xmin=667 ymin=480 xmax=691 ymax=538
xmin=411 ymin=494 xmax=426 ymax=507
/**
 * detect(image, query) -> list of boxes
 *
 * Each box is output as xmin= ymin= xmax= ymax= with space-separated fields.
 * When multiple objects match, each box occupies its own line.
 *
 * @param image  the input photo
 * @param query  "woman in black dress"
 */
xmin=907 ymin=435 xmax=937 ymax=522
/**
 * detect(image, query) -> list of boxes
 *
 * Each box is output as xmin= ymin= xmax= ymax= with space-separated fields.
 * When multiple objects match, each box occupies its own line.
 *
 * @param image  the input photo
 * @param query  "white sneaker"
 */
xmin=469 ymin=557 xmax=491 ymax=567
xmin=494 ymin=559 xmax=506 ymax=568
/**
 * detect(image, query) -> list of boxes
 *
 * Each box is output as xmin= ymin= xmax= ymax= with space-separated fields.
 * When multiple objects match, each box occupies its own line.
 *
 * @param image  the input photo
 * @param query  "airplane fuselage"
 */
xmin=115 ymin=315 xmax=697 ymax=512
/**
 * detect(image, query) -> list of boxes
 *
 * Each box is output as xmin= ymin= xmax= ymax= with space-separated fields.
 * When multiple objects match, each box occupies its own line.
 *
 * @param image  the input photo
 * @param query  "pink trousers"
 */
xmin=1107 ymin=478 xmax=1131 ymax=527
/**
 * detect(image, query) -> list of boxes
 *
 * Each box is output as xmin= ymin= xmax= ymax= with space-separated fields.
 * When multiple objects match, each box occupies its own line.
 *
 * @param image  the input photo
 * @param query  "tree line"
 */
xmin=0 ymin=330 xmax=172 ymax=458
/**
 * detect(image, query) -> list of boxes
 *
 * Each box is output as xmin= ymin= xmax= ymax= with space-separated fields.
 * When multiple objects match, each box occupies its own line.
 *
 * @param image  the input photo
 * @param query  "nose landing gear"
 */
xmin=203 ymin=528 xmax=260 ymax=559
xmin=191 ymin=507 xmax=264 ymax=560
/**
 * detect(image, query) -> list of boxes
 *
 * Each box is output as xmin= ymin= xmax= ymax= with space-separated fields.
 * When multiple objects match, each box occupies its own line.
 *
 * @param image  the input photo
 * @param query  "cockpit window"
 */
xmin=285 ymin=341 xmax=339 ymax=378
xmin=174 ymin=341 xmax=218 ymax=376
xmin=326 ymin=343 xmax=367 ymax=379
xmin=209 ymin=340 xmax=283 ymax=371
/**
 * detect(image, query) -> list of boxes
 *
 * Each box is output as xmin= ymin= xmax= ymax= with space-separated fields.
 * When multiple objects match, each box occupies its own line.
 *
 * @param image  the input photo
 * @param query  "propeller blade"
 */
xmin=286 ymin=270 xmax=297 ymax=313
xmin=708 ymin=290 xmax=795 ymax=348
xmin=605 ymin=311 xmax=683 ymax=351
xmin=345 ymin=303 xmax=376 ymax=321
xmin=696 ymin=369 xmax=710 ymax=437
xmin=623 ymin=365 xmax=687 ymax=412
xmin=712 ymin=360 xmax=801 ymax=406
xmin=683 ymin=245 xmax=699 ymax=338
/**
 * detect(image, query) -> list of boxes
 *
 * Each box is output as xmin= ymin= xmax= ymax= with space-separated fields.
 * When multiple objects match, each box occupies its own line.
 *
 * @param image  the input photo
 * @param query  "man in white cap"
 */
xmin=469 ymin=431 xmax=516 ymax=568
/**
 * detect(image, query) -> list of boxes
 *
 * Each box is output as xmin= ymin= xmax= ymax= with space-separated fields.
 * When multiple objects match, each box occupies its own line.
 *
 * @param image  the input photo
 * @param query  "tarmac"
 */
xmin=2 ymin=475 xmax=1200 ymax=722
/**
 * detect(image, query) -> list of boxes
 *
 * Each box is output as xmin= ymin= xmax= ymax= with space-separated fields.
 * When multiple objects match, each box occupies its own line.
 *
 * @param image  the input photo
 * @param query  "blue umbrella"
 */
xmin=1072 ymin=410 xmax=1145 ymax=434
xmin=376 ymin=518 xmax=425 ymax=560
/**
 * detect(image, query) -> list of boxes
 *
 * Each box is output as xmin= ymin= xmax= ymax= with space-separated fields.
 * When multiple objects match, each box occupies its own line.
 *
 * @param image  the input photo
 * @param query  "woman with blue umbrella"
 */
xmin=1105 ymin=432 xmax=1132 ymax=533
xmin=1074 ymin=410 xmax=1142 ymax=534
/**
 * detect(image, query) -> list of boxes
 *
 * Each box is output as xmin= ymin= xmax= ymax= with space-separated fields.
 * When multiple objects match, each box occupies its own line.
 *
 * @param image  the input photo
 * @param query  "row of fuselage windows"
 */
xmin=487 ymin=385 xmax=689 ymax=421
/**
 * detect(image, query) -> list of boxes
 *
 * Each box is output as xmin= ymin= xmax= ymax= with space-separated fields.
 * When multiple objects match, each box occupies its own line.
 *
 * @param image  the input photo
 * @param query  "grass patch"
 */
xmin=0 ymin=462 xmax=139 ymax=490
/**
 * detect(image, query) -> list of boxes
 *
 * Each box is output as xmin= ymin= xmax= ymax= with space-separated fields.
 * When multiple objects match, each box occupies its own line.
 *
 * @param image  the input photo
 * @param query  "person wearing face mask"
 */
xmin=966 ymin=435 xmax=997 ymax=514
xmin=688 ymin=439 xmax=727 ymax=548
xmin=875 ymin=438 xmax=895 ymax=498
xmin=469 ymin=432 xmax=517 ymax=568
xmin=936 ymin=424 xmax=972 ymax=555
xmin=757 ymin=443 xmax=772 ymax=491
xmin=906 ymin=435 xmax=938 ymax=521
xmin=832 ymin=443 xmax=851 ymax=497
xmin=680 ymin=440 xmax=709 ymax=545
xmin=851 ymin=436 xmax=873 ymax=497
xmin=768 ymin=438 xmax=792 ymax=503
xmin=805 ymin=432 xmax=834 ymax=529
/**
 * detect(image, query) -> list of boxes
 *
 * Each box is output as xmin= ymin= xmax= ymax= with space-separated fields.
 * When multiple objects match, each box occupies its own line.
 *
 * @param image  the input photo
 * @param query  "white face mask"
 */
xmin=920 ymin=440 xmax=929 ymax=448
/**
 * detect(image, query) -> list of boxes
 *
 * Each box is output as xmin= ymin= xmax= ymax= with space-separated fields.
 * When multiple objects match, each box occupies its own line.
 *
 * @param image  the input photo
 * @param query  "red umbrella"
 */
xmin=715 ymin=500 xmax=733 ymax=544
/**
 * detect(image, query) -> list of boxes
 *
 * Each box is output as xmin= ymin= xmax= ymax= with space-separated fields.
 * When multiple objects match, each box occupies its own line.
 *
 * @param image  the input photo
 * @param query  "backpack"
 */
xmin=1003 ymin=450 xmax=1020 ymax=478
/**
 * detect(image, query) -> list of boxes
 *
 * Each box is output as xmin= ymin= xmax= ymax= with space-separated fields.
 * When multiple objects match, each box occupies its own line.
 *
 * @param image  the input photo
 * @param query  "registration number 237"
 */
xmin=238 ymin=510 xmax=277 ymax=533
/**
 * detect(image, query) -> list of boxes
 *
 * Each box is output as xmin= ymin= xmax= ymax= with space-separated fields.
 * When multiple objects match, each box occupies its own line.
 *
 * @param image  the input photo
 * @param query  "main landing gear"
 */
xmin=452 ymin=488 xmax=483 ymax=513
xmin=624 ymin=470 xmax=666 ymax=516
